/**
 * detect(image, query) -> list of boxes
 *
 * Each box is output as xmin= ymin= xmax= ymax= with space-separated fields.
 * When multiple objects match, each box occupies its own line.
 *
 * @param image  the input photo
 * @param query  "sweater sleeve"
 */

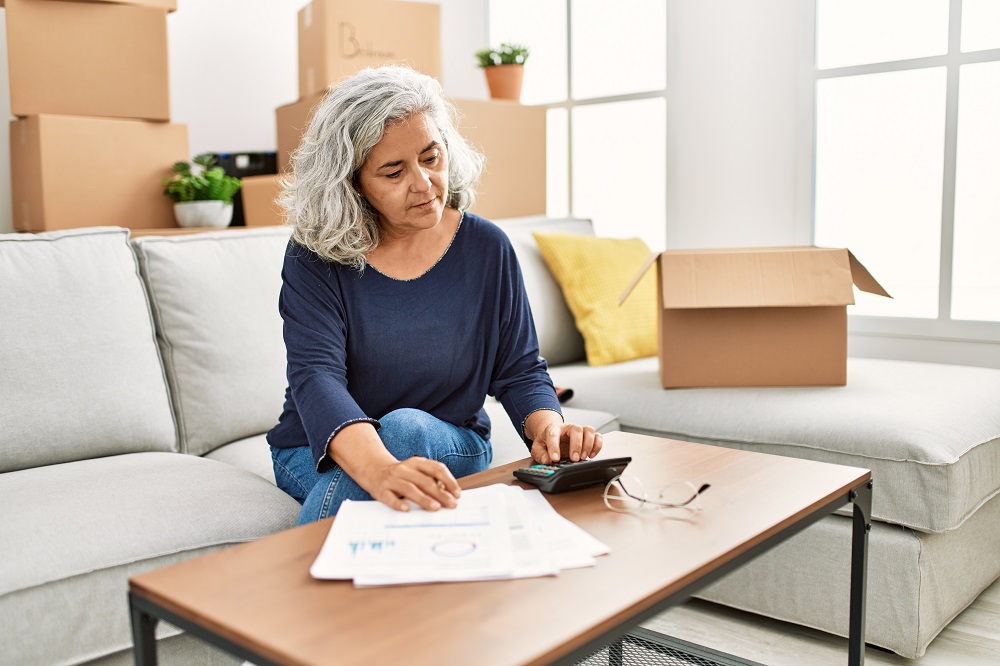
xmin=278 ymin=244 xmax=378 ymax=471
xmin=488 ymin=237 xmax=563 ymax=446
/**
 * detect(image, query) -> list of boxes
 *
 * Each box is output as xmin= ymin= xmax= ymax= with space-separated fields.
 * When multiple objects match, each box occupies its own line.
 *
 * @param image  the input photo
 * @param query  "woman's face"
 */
xmin=356 ymin=112 xmax=449 ymax=237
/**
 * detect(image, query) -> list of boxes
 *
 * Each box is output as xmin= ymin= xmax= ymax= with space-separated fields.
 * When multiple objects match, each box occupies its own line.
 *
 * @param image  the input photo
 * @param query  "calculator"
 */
xmin=513 ymin=456 xmax=632 ymax=494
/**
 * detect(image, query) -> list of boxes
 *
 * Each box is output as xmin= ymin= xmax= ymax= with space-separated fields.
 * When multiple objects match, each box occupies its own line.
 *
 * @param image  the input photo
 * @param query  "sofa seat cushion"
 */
xmin=0 ymin=227 xmax=176 ymax=473
xmin=132 ymin=227 xmax=292 ymax=456
xmin=697 ymin=486 xmax=1000 ymax=659
xmin=204 ymin=433 xmax=275 ymax=485
xmin=0 ymin=452 xmax=300 ymax=665
xmin=483 ymin=398 xmax=619 ymax=468
xmin=549 ymin=357 xmax=1000 ymax=533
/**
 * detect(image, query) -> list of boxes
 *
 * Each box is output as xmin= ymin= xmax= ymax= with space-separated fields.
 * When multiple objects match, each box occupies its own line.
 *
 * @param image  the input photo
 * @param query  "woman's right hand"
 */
xmin=329 ymin=422 xmax=461 ymax=512
xmin=368 ymin=456 xmax=461 ymax=512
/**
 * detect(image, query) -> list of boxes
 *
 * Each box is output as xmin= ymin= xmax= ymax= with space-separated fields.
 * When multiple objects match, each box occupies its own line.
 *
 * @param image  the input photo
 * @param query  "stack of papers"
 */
xmin=309 ymin=483 xmax=610 ymax=586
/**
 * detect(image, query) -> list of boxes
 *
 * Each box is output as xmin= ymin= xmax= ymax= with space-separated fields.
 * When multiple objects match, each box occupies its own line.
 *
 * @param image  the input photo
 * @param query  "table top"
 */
xmin=129 ymin=431 xmax=870 ymax=666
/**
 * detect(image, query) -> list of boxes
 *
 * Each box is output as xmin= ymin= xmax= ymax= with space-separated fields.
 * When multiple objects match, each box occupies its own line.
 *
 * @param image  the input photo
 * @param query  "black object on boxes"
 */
xmin=210 ymin=152 xmax=278 ymax=226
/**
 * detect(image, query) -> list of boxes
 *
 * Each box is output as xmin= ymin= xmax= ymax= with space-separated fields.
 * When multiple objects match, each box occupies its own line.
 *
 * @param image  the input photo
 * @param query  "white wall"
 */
xmin=0 ymin=0 xmax=488 ymax=233
xmin=166 ymin=0 xmax=307 ymax=157
xmin=664 ymin=0 xmax=813 ymax=250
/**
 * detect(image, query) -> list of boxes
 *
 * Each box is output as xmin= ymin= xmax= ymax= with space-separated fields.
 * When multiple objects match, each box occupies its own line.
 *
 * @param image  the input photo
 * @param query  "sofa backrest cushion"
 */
xmin=132 ymin=227 xmax=291 ymax=456
xmin=0 ymin=227 xmax=177 ymax=472
xmin=495 ymin=216 xmax=593 ymax=366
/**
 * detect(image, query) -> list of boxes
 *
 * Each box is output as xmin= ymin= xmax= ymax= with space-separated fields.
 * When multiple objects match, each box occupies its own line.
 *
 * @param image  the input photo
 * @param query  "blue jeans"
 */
xmin=270 ymin=408 xmax=492 ymax=525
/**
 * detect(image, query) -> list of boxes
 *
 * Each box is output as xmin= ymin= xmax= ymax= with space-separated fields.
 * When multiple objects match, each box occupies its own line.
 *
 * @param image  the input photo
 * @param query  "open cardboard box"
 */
xmin=620 ymin=246 xmax=891 ymax=387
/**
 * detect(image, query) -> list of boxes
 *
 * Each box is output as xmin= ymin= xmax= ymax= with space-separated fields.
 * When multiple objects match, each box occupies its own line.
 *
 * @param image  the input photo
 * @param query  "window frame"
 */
xmin=490 ymin=1 xmax=668 ymax=243
xmin=811 ymin=0 xmax=1000 ymax=344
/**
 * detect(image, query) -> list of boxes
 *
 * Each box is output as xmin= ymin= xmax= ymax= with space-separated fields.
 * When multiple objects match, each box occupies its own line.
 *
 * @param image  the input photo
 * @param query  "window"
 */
xmin=813 ymin=0 xmax=1000 ymax=336
xmin=489 ymin=0 xmax=667 ymax=251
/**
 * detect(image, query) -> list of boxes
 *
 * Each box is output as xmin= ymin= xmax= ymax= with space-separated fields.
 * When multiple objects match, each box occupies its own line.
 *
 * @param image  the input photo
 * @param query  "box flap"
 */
xmin=847 ymin=250 xmax=892 ymax=298
xmin=618 ymin=252 xmax=658 ymax=306
xmin=660 ymin=246 xmax=863 ymax=309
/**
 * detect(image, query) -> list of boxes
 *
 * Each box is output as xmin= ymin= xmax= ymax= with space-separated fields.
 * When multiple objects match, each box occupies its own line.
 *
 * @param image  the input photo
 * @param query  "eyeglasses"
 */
xmin=603 ymin=474 xmax=711 ymax=514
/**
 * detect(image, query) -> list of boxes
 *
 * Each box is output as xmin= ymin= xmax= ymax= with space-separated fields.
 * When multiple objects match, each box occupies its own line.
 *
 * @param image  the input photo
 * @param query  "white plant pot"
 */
xmin=173 ymin=201 xmax=234 ymax=229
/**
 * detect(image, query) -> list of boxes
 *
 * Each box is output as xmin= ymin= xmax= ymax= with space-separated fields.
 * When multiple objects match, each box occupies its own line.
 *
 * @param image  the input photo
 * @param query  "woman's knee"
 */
xmin=377 ymin=408 xmax=440 ymax=458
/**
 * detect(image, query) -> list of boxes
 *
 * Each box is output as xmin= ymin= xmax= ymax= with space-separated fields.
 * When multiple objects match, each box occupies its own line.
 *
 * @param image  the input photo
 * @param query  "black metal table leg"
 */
xmin=848 ymin=479 xmax=872 ymax=666
xmin=608 ymin=637 xmax=624 ymax=666
xmin=130 ymin=592 xmax=160 ymax=666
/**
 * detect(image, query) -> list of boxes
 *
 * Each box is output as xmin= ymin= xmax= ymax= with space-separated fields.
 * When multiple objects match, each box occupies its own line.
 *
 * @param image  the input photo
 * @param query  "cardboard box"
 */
xmin=621 ymin=247 xmax=891 ymax=388
xmin=298 ymin=0 xmax=441 ymax=98
xmin=275 ymin=91 xmax=326 ymax=172
xmin=274 ymin=96 xmax=545 ymax=221
xmin=453 ymin=98 xmax=546 ymax=220
xmin=4 ymin=0 xmax=170 ymax=121
xmin=0 ymin=0 xmax=177 ymax=9
xmin=10 ymin=115 xmax=189 ymax=231
xmin=240 ymin=174 xmax=285 ymax=227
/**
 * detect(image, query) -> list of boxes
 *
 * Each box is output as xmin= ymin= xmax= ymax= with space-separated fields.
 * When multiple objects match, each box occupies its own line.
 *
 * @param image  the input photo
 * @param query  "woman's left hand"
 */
xmin=526 ymin=411 xmax=603 ymax=464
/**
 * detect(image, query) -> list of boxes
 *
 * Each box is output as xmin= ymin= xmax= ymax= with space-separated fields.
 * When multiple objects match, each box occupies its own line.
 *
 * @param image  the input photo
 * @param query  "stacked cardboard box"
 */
xmin=4 ymin=0 xmax=189 ymax=231
xmin=274 ymin=95 xmax=547 ymax=222
xmin=264 ymin=0 xmax=443 ymax=227
xmin=240 ymin=174 xmax=285 ymax=228
xmin=297 ymin=0 xmax=441 ymax=99
xmin=272 ymin=0 xmax=545 ymax=222
xmin=454 ymin=98 xmax=546 ymax=221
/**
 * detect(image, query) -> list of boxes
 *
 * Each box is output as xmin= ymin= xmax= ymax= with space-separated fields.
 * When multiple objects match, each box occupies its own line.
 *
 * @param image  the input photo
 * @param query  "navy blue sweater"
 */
xmin=267 ymin=212 xmax=562 ymax=472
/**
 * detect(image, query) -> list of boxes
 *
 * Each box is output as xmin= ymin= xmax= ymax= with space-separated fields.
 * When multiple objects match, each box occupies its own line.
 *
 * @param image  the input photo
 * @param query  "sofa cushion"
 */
xmin=204 ymin=433 xmax=276 ymax=484
xmin=533 ymin=232 xmax=658 ymax=366
xmin=132 ymin=227 xmax=292 ymax=456
xmin=0 ymin=227 xmax=176 ymax=473
xmin=495 ymin=216 xmax=593 ymax=366
xmin=549 ymin=357 xmax=1000 ymax=533
xmin=698 ymin=489 xmax=1000 ymax=659
xmin=0 ymin=452 xmax=300 ymax=665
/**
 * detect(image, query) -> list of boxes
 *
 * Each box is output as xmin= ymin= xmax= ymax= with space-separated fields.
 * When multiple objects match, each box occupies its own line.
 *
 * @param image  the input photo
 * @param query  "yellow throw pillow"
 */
xmin=532 ymin=232 xmax=657 ymax=366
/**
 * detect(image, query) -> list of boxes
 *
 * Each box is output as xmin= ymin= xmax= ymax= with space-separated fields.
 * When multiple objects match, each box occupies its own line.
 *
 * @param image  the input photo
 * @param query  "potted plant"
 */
xmin=162 ymin=153 xmax=242 ymax=228
xmin=475 ymin=42 xmax=530 ymax=102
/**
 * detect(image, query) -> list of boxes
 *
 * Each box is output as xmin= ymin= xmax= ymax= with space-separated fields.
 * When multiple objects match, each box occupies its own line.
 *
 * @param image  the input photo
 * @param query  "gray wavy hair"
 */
xmin=280 ymin=66 xmax=485 ymax=269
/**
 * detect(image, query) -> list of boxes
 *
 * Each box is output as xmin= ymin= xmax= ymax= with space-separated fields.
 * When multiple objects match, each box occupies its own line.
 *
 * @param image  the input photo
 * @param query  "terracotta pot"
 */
xmin=483 ymin=64 xmax=524 ymax=101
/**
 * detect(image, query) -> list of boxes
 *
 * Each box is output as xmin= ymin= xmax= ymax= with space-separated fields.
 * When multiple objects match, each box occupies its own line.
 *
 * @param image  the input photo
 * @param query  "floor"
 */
xmin=641 ymin=575 xmax=1000 ymax=665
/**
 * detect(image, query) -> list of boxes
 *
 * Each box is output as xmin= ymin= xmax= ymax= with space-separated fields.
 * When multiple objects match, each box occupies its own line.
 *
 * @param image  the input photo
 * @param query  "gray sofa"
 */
xmin=504 ymin=215 xmax=1000 ymax=659
xmin=0 ymin=221 xmax=614 ymax=666
xmin=1 ymin=218 xmax=998 ymax=664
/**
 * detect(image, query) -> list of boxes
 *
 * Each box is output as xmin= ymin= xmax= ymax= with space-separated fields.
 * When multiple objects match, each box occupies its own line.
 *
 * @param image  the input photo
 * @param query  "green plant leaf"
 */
xmin=162 ymin=155 xmax=241 ymax=203
xmin=475 ymin=42 xmax=529 ymax=67
xmin=192 ymin=153 xmax=217 ymax=168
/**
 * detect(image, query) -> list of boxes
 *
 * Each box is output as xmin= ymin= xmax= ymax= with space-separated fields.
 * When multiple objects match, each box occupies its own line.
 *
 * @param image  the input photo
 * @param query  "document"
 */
xmin=310 ymin=484 xmax=514 ymax=582
xmin=310 ymin=484 xmax=610 ymax=587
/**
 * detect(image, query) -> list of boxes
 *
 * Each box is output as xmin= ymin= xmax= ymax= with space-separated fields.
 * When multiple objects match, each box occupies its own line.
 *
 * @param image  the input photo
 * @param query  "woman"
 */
xmin=267 ymin=65 xmax=603 ymax=524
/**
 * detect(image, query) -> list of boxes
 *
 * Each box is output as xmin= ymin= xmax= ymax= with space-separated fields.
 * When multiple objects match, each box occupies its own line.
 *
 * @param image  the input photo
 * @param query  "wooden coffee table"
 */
xmin=129 ymin=431 xmax=872 ymax=666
